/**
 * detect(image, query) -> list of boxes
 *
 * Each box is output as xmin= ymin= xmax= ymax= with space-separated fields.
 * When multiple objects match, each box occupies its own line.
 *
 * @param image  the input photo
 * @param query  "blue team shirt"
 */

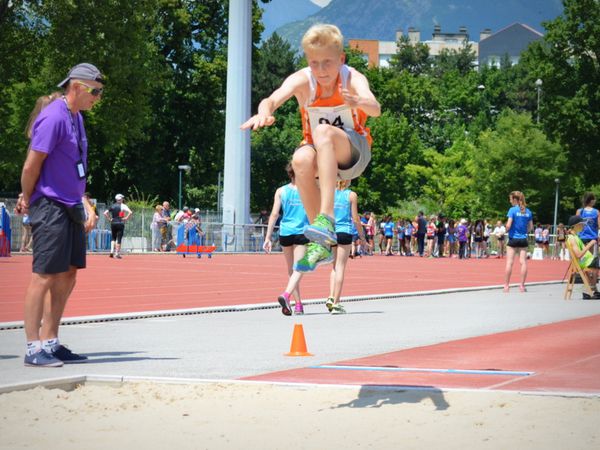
xmin=383 ymin=221 xmax=394 ymax=237
xmin=333 ymin=189 xmax=352 ymax=234
xmin=579 ymin=207 xmax=599 ymax=240
xmin=279 ymin=184 xmax=309 ymax=236
xmin=507 ymin=206 xmax=533 ymax=239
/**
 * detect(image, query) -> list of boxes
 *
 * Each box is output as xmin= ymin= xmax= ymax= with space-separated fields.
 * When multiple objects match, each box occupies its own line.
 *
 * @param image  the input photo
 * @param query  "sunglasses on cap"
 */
xmin=75 ymin=81 xmax=104 ymax=96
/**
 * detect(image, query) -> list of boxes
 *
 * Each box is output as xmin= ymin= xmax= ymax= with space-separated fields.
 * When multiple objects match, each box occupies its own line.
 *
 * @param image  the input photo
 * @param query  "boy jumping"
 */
xmin=241 ymin=24 xmax=380 ymax=271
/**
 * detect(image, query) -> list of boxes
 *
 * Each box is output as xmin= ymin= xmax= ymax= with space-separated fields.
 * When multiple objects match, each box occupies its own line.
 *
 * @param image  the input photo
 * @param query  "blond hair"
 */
xmin=336 ymin=179 xmax=351 ymax=190
xmin=25 ymin=92 xmax=62 ymax=138
xmin=301 ymin=24 xmax=344 ymax=54
xmin=510 ymin=191 xmax=527 ymax=213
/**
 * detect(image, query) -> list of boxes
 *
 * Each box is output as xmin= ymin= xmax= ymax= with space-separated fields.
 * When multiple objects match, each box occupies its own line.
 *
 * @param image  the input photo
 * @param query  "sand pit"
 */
xmin=1 ymin=381 xmax=599 ymax=449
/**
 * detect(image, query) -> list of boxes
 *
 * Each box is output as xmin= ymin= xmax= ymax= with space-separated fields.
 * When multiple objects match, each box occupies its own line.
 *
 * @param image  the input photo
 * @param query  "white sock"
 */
xmin=110 ymin=241 xmax=115 ymax=254
xmin=42 ymin=338 xmax=60 ymax=353
xmin=26 ymin=340 xmax=42 ymax=356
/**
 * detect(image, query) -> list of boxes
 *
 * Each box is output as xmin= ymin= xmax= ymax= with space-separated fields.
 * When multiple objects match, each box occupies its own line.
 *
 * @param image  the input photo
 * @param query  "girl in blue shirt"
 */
xmin=264 ymin=163 xmax=309 ymax=316
xmin=326 ymin=180 xmax=365 ymax=314
xmin=504 ymin=190 xmax=533 ymax=293
xmin=383 ymin=215 xmax=395 ymax=256
xmin=576 ymin=192 xmax=600 ymax=257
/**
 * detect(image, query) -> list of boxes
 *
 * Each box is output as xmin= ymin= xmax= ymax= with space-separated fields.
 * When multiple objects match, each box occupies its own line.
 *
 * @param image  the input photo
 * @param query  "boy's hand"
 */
xmin=241 ymin=114 xmax=275 ymax=131
xmin=341 ymin=89 xmax=360 ymax=108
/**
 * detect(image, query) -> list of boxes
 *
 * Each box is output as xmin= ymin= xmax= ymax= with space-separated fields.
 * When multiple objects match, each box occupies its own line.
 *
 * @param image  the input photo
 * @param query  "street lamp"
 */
xmin=477 ymin=84 xmax=485 ymax=116
xmin=535 ymin=78 xmax=543 ymax=124
xmin=178 ymin=164 xmax=191 ymax=210
xmin=553 ymin=178 xmax=560 ymax=256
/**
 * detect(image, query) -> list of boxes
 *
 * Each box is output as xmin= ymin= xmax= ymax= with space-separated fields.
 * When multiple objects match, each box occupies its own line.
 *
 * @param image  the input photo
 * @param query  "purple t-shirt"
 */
xmin=457 ymin=224 xmax=468 ymax=242
xmin=29 ymin=99 xmax=87 ymax=207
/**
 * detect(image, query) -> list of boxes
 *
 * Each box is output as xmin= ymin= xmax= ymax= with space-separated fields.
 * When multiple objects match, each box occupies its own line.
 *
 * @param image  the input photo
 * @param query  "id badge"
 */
xmin=76 ymin=160 xmax=86 ymax=179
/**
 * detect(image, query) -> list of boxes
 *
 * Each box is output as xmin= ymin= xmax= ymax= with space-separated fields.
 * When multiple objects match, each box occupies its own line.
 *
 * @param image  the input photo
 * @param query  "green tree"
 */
xmin=475 ymin=110 xmax=566 ymax=222
xmin=0 ymin=0 xmax=46 ymax=194
xmin=352 ymin=112 xmax=424 ymax=212
xmin=251 ymin=33 xmax=297 ymax=115
xmin=432 ymin=43 xmax=477 ymax=77
xmin=404 ymin=137 xmax=480 ymax=219
xmin=388 ymin=36 xmax=430 ymax=75
xmin=519 ymin=0 xmax=600 ymax=187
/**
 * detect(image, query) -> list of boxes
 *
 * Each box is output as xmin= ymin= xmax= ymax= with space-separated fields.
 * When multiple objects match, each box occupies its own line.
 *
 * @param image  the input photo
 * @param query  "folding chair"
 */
xmin=564 ymin=239 xmax=595 ymax=300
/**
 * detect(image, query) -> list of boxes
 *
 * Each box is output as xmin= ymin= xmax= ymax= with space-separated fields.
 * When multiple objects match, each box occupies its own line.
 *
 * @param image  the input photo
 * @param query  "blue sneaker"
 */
xmin=304 ymin=214 xmax=337 ymax=246
xmin=52 ymin=345 xmax=88 ymax=363
xmin=24 ymin=349 xmax=64 ymax=367
xmin=294 ymin=242 xmax=333 ymax=272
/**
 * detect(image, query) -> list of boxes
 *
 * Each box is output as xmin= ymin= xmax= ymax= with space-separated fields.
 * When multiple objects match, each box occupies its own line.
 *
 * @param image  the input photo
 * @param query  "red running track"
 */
xmin=243 ymin=314 xmax=600 ymax=394
xmin=0 ymin=254 xmax=567 ymax=322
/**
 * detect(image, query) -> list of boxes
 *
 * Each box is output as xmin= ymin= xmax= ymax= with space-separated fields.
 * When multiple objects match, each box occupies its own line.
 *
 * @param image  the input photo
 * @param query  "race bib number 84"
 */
xmin=306 ymin=105 xmax=354 ymax=132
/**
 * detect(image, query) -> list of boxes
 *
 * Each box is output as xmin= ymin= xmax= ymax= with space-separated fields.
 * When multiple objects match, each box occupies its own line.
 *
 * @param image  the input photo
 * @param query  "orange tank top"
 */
xmin=299 ymin=65 xmax=372 ymax=146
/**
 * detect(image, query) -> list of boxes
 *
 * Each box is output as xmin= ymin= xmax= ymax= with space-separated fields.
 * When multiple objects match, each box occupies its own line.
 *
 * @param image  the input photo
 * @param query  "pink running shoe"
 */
xmin=294 ymin=303 xmax=304 ymax=315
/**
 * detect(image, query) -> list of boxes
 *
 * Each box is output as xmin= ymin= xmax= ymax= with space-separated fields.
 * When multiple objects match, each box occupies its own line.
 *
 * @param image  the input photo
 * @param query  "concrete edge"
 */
xmin=1 ymin=373 xmax=598 ymax=399
xmin=0 ymin=280 xmax=565 ymax=330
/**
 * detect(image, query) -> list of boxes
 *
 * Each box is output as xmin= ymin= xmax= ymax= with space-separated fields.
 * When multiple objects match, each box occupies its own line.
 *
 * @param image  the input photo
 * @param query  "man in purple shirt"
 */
xmin=17 ymin=63 xmax=104 ymax=367
xmin=457 ymin=219 xmax=469 ymax=259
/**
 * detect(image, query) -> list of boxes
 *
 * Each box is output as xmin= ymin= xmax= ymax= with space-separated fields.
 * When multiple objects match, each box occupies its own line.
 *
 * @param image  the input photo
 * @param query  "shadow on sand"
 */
xmin=333 ymin=384 xmax=450 ymax=410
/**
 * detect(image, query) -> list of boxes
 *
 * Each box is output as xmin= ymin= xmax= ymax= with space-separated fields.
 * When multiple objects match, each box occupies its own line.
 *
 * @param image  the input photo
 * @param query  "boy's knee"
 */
xmin=312 ymin=124 xmax=336 ymax=143
xmin=292 ymin=148 xmax=315 ymax=170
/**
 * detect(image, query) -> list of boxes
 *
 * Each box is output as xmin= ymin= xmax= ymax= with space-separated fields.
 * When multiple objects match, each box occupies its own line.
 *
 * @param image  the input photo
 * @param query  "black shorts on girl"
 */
xmin=508 ymin=238 xmax=529 ymax=248
xmin=335 ymin=232 xmax=353 ymax=246
xmin=279 ymin=234 xmax=309 ymax=247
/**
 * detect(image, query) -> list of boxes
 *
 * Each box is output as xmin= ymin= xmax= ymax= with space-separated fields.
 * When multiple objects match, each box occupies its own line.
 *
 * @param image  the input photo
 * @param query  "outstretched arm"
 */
xmin=241 ymin=71 xmax=306 ymax=130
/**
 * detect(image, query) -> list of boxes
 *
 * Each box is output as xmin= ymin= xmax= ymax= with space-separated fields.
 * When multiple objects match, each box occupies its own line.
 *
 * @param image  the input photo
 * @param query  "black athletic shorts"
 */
xmin=111 ymin=223 xmax=125 ymax=244
xmin=507 ymin=238 xmax=529 ymax=248
xmin=279 ymin=234 xmax=309 ymax=247
xmin=336 ymin=232 xmax=353 ymax=246
xmin=30 ymin=196 xmax=86 ymax=274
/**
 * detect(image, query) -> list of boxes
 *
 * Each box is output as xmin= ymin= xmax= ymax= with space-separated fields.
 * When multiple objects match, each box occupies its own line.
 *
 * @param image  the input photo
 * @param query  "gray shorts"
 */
xmin=338 ymin=129 xmax=371 ymax=180
xmin=30 ymin=196 xmax=86 ymax=274
xmin=299 ymin=129 xmax=371 ymax=181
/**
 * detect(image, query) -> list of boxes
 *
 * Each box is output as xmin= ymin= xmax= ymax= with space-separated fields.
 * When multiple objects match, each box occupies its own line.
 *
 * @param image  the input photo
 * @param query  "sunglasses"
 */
xmin=75 ymin=81 xmax=104 ymax=96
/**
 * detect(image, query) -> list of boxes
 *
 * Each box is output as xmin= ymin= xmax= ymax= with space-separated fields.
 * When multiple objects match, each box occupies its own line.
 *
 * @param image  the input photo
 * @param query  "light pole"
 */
xmin=553 ymin=178 xmax=560 ymax=256
xmin=178 ymin=164 xmax=191 ymax=210
xmin=535 ymin=78 xmax=543 ymax=124
xmin=477 ymin=84 xmax=485 ymax=117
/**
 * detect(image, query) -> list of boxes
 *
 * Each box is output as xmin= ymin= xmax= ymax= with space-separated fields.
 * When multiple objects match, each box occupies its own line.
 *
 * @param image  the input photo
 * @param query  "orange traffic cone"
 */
xmin=285 ymin=323 xmax=313 ymax=357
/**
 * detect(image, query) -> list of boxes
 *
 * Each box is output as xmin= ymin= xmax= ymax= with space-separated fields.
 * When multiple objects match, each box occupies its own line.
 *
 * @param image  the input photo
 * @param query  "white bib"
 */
xmin=306 ymin=105 xmax=354 ymax=132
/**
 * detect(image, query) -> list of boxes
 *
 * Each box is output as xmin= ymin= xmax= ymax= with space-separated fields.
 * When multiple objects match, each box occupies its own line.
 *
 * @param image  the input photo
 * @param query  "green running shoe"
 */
xmin=325 ymin=297 xmax=335 ymax=312
xmin=330 ymin=303 xmax=346 ymax=315
xmin=304 ymin=214 xmax=337 ymax=246
xmin=294 ymin=242 xmax=333 ymax=272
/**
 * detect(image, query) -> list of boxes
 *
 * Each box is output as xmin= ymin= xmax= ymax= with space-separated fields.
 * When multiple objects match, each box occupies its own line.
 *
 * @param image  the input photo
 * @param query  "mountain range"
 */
xmin=262 ymin=0 xmax=564 ymax=49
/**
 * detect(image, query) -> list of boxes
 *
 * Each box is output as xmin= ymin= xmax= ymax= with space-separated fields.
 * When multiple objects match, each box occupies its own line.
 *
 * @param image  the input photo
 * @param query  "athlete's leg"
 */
xmin=292 ymin=146 xmax=319 ymax=222
xmin=504 ymin=246 xmax=517 ymax=291
xmin=310 ymin=124 xmax=352 ymax=218
xmin=518 ymin=248 xmax=528 ymax=291
xmin=290 ymin=244 xmax=306 ymax=303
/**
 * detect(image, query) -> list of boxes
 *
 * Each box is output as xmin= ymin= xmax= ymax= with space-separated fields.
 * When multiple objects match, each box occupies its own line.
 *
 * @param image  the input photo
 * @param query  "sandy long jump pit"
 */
xmin=0 ymin=377 xmax=599 ymax=450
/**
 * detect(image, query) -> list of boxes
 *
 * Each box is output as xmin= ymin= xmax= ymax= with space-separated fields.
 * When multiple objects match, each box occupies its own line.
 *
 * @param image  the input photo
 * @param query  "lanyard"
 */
xmin=62 ymin=96 xmax=86 ymax=170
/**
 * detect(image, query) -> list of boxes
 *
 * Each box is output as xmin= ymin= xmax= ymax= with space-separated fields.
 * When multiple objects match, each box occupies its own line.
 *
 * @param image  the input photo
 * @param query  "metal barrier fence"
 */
xmin=3 ymin=200 xmax=277 ymax=253
xmin=0 ymin=198 xmax=564 ymax=256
